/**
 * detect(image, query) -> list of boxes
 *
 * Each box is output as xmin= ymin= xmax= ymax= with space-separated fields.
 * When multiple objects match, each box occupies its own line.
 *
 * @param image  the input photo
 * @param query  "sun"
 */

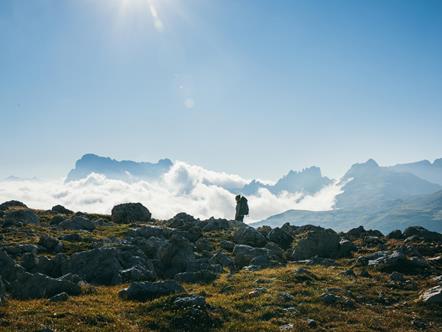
xmin=118 ymin=0 xmax=164 ymax=31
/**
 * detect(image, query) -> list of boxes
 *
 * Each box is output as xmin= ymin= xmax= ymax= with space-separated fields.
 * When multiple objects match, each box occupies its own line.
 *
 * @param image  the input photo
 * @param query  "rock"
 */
xmin=291 ymin=227 xmax=340 ymax=260
xmin=248 ymin=287 xmax=267 ymax=297
xmin=119 ymin=280 xmax=184 ymax=301
xmin=169 ymin=212 xmax=197 ymax=228
xmin=0 ymin=200 xmax=27 ymax=210
xmin=220 ymin=240 xmax=235 ymax=251
xmin=293 ymin=268 xmax=318 ymax=283
xmin=195 ymin=238 xmax=214 ymax=252
xmin=58 ymin=216 xmax=95 ymax=231
xmin=279 ymin=324 xmax=294 ymax=331
xmin=202 ymin=218 xmax=230 ymax=232
xmin=320 ymin=292 xmax=341 ymax=305
xmin=368 ymin=250 xmax=429 ymax=273
xmin=403 ymin=226 xmax=442 ymax=242
xmin=0 ymin=250 xmax=26 ymax=282
xmin=303 ymin=256 xmax=338 ymax=266
xmin=278 ymin=291 xmax=295 ymax=302
xmin=338 ymin=239 xmax=357 ymax=257
xmin=121 ymin=266 xmax=156 ymax=282
xmin=49 ymin=214 xmax=65 ymax=226
xmin=157 ymin=234 xmax=195 ymax=277
xmin=10 ymin=272 xmax=81 ymax=300
xmin=346 ymin=226 xmax=383 ymax=240
xmin=49 ymin=292 xmax=69 ymax=302
xmin=209 ymin=251 xmax=234 ymax=269
xmin=62 ymin=248 xmax=123 ymax=285
xmin=111 ymin=203 xmax=151 ymax=224
xmin=390 ymin=271 xmax=405 ymax=282
xmin=420 ymin=285 xmax=442 ymax=304
xmin=51 ymin=205 xmax=73 ymax=215
xmin=387 ymin=229 xmax=403 ymax=240
xmin=173 ymin=295 xmax=206 ymax=308
xmin=267 ymin=227 xmax=293 ymax=249
xmin=175 ymin=270 xmax=218 ymax=284
xmin=38 ymin=234 xmax=63 ymax=253
xmin=233 ymin=244 xmax=273 ymax=268
xmin=307 ymin=319 xmax=317 ymax=328
xmin=61 ymin=233 xmax=83 ymax=242
xmin=233 ymin=226 xmax=267 ymax=247
xmin=341 ymin=269 xmax=356 ymax=278
xmin=129 ymin=225 xmax=165 ymax=239
xmin=4 ymin=209 xmax=40 ymax=225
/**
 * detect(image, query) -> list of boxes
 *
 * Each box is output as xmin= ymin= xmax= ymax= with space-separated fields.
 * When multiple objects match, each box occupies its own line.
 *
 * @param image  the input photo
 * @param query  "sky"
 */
xmin=1 ymin=0 xmax=442 ymax=181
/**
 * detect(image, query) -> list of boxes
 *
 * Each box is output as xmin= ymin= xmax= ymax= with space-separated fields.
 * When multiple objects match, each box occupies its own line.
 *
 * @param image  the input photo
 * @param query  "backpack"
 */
xmin=240 ymin=196 xmax=249 ymax=215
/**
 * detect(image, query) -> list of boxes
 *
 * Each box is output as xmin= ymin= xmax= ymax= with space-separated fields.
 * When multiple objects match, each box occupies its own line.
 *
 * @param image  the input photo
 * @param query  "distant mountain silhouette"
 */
xmin=335 ymin=159 xmax=441 ymax=210
xmin=65 ymin=154 xmax=173 ymax=183
xmin=253 ymin=190 xmax=442 ymax=233
xmin=387 ymin=159 xmax=442 ymax=186
xmin=241 ymin=167 xmax=331 ymax=195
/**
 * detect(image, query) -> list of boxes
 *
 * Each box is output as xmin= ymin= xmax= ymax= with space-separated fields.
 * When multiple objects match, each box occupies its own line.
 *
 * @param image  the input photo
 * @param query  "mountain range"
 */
xmin=63 ymin=154 xmax=442 ymax=233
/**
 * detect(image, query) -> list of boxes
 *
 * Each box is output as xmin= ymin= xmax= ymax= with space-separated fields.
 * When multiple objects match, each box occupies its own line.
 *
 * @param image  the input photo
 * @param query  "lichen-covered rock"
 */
xmin=58 ymin=215 xmax=95 ymax=231
xmin=267 ymin=227 xmax=293 ymax=249
xmin=291 ymin=228 xmax=341 ymax=260
xmin=111 ymin=203 xmax=151 ymax=224
xmin=233 ymin=226 xmax=267 ymax=247
xmin=51 ymin=205 xmax=73 ymax=215
xmin=4 ymin=209 xmax=39 ymax=225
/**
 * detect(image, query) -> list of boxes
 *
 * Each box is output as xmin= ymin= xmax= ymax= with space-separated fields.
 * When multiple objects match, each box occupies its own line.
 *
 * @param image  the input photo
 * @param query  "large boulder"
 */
xmin=58 ymin=215 xmax=95 ymax=231
xmin=51 ymin=205 xmax=74 ymax=215
xmin=119 ymin=280 xmax=184 ymax=301
xmin=157 ymin=234 xmax=195 ymax=277
xmin=346 ymin=226 xmax=383 ymax=240
xmin=0 ymin=250 xmax=25 ymax=282
xmin=9 ymin=272 xmax=81 ymax=300
xmin=267 ymin=227 xmax=293 ymax=249
xmin=0 ymin=200 xmax=27 ymax=211
xmin=111 ymin=203 xmax=151 ymax=224
xmin=233 ymin=226 xmax=267 ymax=247
xmin=38 ymin=234 xmax=63 ymax=253
xmin=368 ymin=250 xmax=429 ymax=274
xmin=62 ymin=248 xmax=123 ymax=285
xmin=291 ymin=228 xmax=341 ymax=260
xmin=233 ymin=244 xmax=278 ymax=268
xmin=4 ymin=209 xmax=39 ymax=225
xmin=403 ymin=226 xmax=442 ymax=242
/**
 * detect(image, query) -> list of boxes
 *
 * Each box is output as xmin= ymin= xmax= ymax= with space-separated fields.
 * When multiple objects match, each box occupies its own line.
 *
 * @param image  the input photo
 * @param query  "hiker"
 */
xmin=235 ymin=195 xmax=249 ymax=222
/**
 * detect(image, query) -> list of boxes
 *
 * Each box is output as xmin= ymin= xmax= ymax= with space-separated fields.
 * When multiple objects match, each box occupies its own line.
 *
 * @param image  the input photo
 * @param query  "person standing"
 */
xmin=235 ymin=195 xmax=249 ymax=222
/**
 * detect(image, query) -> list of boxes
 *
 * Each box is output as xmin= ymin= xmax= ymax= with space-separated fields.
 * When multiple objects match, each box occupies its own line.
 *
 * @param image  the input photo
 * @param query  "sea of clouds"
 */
xmin=0 ymin=161 xmax=343 ymax=223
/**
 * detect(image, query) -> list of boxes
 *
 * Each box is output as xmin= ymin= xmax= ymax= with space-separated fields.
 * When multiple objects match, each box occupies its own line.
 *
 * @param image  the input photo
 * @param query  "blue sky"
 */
xmin=1 ymin=0 xmax=441 ymax=180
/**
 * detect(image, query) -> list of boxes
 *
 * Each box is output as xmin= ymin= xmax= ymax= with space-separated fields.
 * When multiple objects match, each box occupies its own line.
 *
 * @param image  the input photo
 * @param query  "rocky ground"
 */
xmin=0 ymin=200 xmax=442 ymax=331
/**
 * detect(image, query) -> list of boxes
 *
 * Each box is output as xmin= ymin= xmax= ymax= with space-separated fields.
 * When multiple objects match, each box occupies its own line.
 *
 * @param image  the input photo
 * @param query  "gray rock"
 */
xmin=0 ymin=200 xmax=27 ymax=211
xmin=202 ymin=219 xmax=230 ymax=232
xmin=4 ymin=209 xmax=39 ymax=225
xmin=338 ymin=239 xmax=357 ymax=257
xmin=58 ymin=216 xmax=95 ymax=231
xmin=209 ymin=251 xmax=234 ymax=268
xmin=62 ymin=248 xmax=122 ymax=285
xmin=233 ymin=244 xmax=272 ymax=268
xmin=157 ymin=234 xmax=195 ymax=277
xmin=420 ymin=285 xmax=442 ymax=304
xmin=195 ymin=238 xmax=214 ymax=252
xmin=61 ymin=233 xmax=82 ymax=242
xmin=121 ymin=266 xmax=156 ymax=282
xmin=49 ymin=292 xmax=69 ymax=302
xmin=320 ymin=292 xmax=341 ymax=305
xmin=10 ymin=272 xmax=81 ymax=300
xmin=174 ymin=295 xmax=206 ymax=308
xmin=38 ymin=234 xmax=63 ymax=253
xmin=51 ymin=205 xmax=73 ymax=215
xmin=403 ymin=226 xmax=442 ymax=242
xmin=267 ymin=227 xmax=293 ymax=249
xmin=111 ymin=203 xmax=151 ymax=224
xmin=307 ymin=319 xmax=317 ymax=328
xmin=220 ymin=240 xmax=235 ymax=251
xmin=292 ymin=228 xmax=340 ymax=260
xmin=387 ymin=229 xmax=403 ymax=240
xmin=119 ymin=280 xmax=184 ymax=301
xmin=128 ymin=225 xmax=165 ymax=239
xmin=233 ymin=226 xmax=267 ymax=247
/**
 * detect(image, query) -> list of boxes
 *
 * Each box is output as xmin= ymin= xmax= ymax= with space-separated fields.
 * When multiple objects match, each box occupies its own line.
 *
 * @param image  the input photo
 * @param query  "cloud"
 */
xmin=0 ymin=162 xmax=343 ymax=223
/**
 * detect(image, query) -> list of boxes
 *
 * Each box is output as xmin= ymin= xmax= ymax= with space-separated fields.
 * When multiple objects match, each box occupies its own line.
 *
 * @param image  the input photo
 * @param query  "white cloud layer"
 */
xmin=0 ymin=161 xmax=343 ymax=223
